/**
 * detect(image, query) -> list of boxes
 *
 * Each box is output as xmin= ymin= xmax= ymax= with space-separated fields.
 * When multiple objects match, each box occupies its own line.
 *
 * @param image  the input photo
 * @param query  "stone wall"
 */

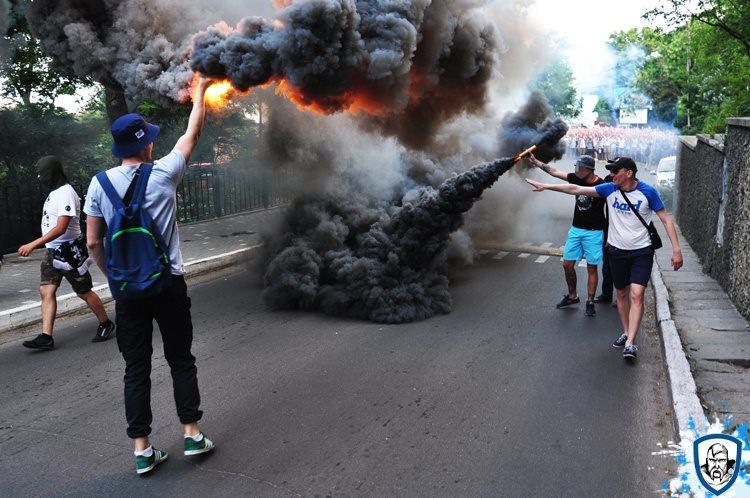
xmin=675 ymin=118 xmax=750 ymax=321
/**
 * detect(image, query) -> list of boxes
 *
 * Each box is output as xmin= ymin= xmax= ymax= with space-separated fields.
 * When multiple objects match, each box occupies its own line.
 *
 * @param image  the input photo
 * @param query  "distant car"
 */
xmin=656 ymin=156 xmax=676 ymax=189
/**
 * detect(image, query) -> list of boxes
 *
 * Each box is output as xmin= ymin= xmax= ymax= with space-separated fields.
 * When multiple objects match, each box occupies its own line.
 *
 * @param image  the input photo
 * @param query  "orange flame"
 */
xmin=205 ymin=80 xmax=234 ymax=108
xmin=274 ymin=78 xmax=391 ymax=117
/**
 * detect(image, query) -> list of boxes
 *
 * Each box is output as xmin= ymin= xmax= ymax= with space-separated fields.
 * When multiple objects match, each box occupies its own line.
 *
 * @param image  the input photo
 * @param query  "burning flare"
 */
xmin=202 ymin=79 xmax=234 ymax=108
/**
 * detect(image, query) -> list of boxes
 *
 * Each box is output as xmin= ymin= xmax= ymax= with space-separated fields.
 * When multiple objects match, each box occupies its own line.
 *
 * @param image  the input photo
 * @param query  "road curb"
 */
xmin=651 ymin=259 xmax=709 ymax=437
xmin=0 ymin=244 xmax=263 ymax=336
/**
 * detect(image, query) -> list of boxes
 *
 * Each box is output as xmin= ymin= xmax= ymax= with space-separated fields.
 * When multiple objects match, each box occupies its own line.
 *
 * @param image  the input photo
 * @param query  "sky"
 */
xmin=528 ymin=0 xmax=660 ymax=95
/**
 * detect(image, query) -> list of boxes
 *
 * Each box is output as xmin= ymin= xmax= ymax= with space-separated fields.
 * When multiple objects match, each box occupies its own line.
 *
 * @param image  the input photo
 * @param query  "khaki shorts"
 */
xmin=40 ymin=250 xmax=93 ymax=294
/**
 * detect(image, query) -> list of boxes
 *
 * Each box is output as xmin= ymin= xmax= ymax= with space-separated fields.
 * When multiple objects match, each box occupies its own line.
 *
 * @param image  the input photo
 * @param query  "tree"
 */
xmin=531 ymin=59 xmax=581 ymax=119
xmin=594 ymin=98 xmax=615 ymax=126
xmin=0 ymin=2 xmax=90 ymax=108
xmin=0 ymin=104 xmax=110 ymax=185
xmin=610 ymin=8 xmax=750 ymax=134
xmin=645 ymin=0 xmax=750 ymax=61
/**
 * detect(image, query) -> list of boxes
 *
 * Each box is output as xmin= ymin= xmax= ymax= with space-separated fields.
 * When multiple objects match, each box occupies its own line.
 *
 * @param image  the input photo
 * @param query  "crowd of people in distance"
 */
xmin=565 ymin=126 xmax=678 ymax=166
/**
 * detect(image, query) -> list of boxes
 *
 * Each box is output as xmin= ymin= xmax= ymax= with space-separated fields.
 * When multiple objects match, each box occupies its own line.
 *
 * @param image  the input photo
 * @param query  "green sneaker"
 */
xmin=184 ymin=434 xmax=215 ymax=456
xmin=135 ymin=447 xmax=168 ymax=475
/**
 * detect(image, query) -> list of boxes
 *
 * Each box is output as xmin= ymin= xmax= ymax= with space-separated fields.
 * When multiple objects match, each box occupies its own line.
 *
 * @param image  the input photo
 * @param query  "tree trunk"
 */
xmin=104 ymin=85 xmax=130 ymax=124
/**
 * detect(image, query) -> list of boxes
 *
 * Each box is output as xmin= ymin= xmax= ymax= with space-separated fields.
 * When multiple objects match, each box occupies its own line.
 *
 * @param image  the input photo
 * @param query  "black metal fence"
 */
xmin=0 ymin=165 xmax=291 ymax=254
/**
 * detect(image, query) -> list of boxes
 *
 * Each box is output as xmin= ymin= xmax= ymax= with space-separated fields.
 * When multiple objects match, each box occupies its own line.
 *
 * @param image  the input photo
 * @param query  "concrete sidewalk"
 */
xmin=653 ymin=220 xmax=750 ymax=427
xmin=0 ymin=207 xmax=283 ymax=333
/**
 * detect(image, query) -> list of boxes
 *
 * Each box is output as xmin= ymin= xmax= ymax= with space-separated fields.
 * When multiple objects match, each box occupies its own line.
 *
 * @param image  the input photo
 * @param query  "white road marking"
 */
xmin=18 ymin=289 xmax=31 ymax=293
xmin=492 ymin=251 xmax=509 ymax=260
xmin=535 ymin=255 xmax=550 ymax=263
xmin=518 ymin=253 xmax=530 ymax=259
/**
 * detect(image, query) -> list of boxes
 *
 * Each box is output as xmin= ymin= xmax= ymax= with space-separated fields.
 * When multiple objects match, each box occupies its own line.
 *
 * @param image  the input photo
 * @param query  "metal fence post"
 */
xmin=213 ymin=169 xmax=222 ymax=218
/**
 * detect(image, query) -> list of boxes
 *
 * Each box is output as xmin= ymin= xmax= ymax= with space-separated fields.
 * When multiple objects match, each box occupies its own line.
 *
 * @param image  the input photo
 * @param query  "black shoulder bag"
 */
xmin=618 ymin=188 xmax=663 ymax=250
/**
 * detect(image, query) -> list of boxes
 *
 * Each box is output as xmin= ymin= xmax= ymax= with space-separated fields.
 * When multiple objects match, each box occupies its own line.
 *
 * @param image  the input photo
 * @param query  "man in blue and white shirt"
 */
xmin=525 ymin=157 xmax=683 ymax=361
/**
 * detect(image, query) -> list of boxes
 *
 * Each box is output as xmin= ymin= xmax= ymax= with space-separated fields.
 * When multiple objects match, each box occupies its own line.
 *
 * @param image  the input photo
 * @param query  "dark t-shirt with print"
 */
xmin=566 ymin=173 xmax=606 ymax=230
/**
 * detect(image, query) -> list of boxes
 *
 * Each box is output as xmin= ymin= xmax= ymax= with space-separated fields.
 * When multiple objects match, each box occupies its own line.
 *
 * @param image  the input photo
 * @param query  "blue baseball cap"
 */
xmin=110 ymin=113 xmax=160 ymax=158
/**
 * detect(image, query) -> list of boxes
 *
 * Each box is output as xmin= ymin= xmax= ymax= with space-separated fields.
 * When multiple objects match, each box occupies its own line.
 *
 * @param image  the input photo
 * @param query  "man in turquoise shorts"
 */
xmin=528 ymin=154 xmax=606 ymax=316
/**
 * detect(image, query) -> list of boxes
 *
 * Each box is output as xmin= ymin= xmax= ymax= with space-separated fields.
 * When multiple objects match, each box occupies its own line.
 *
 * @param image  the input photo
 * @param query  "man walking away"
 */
xmin=528 ymin=154 xmax=606 ymax=317
xmin=20 ymin=156 xmax=115 ymax=350
xmin=85 ymin=77 xmax=216 ymax=474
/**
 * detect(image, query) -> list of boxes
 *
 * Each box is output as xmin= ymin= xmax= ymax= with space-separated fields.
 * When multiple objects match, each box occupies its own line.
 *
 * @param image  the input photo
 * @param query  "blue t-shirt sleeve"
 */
xmin=595 ymin=182 xmax=615 ymax=198
xmin=642 ymin=183 xmax=665 ymax=212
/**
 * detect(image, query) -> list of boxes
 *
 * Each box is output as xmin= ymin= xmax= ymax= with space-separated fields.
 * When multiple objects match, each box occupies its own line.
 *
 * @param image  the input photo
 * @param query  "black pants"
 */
xmin=115 ymin=275 xmax=202 ymax=439
xmin=601 ymin=241 xmax=613 ymax=298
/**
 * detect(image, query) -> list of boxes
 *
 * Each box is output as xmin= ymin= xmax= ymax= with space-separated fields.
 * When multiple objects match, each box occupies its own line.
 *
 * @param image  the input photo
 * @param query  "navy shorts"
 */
xmin=607 ymin=246 xmax=654 ymax=289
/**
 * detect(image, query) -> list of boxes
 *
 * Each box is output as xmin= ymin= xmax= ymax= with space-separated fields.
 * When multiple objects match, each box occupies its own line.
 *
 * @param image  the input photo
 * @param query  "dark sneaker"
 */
xmin=92 ymin=320 xmax=116 ymax=343
xmin=136 ymin=447 xmax=168 ymax=475
xmin=594 ymin=294 xmax=612 ymax=304
xmin=22 ymin=333 xmax=54 ymax=351
xmin=556 ymin=295 xmax=580 ymax=309
xmin=184 ymin=434 xmax=215 ymax=456
xmin=622 ymin=345 xmax=638 ymax=360
xmin=612 ymin=333 xmax=628 ymax=348
xmin=585 ymin=301 xmax=596 ymax=317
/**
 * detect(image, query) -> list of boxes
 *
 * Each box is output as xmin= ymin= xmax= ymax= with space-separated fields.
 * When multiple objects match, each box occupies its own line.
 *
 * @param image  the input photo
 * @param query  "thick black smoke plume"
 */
xmin=191 ymin=0 xmax=500 ymax=149
xmin=25 ymin=0 xmax=196 ymax=103
xmin=263 ymin=155 xmax=517 ymax=323
xmin=497 ymin=90 xmax=569 ymax=164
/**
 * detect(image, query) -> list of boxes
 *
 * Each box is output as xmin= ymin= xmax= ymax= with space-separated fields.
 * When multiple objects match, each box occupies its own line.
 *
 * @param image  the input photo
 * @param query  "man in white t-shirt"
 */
xmin=84 ymin=77 xmax=216 ymax=474
xmin=18 ymin=156 xmax=115 ymax=351
xmin=525 ymin=157 xmax=683 ymax=361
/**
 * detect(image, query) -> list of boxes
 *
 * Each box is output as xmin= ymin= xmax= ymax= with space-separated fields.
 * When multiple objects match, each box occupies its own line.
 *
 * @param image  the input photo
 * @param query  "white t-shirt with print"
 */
xmin=42 ymin=184 xmax=82 ymax=249
xmin=83 ymin=151 xmax=186 ymax=275
xmin=595 ymin=181 xmax=665 ymax=250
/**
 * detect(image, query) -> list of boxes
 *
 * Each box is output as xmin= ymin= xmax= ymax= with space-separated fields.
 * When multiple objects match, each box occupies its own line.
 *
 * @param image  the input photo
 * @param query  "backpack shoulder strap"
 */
xmin=129 ymin=163 xmax=154 ymax=207
xmin=95 ymin=171 xmax=126 ymax=211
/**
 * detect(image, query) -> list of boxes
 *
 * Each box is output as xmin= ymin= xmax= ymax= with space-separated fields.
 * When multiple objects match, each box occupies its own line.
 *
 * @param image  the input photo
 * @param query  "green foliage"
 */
xmin=531 ymin=59 xmax=581 ymax=119
xmin=629 ymin=0 xmax=750 ymax=133
xmin=0 ymin=104 xmax=112 ymax=187
xmin=594 ymin=98 xmax=615 ymax=126
xmin=0 ymin=2 xmax=91 ymax=108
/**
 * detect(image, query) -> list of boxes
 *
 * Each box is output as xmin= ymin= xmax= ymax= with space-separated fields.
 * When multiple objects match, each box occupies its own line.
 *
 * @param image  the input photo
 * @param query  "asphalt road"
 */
xmin=0 ymin=234 xmax=677 ymax=496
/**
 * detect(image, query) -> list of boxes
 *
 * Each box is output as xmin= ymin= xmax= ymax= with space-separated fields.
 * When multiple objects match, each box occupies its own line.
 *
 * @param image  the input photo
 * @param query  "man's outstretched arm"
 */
xmin=527 ymin=153 xmax=569 ymax=180
xmin=525 ymin=178 xmax=599 ymax=197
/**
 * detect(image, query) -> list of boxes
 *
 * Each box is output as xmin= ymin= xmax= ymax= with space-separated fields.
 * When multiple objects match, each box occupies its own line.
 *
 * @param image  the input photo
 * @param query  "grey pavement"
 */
xmin=653 ymin=220 xmax=750 ymax=426
xmin=0 ymin=207 xmax=283 ymax=313
xmin=0 ymin=225 xmax=677 ymax=496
